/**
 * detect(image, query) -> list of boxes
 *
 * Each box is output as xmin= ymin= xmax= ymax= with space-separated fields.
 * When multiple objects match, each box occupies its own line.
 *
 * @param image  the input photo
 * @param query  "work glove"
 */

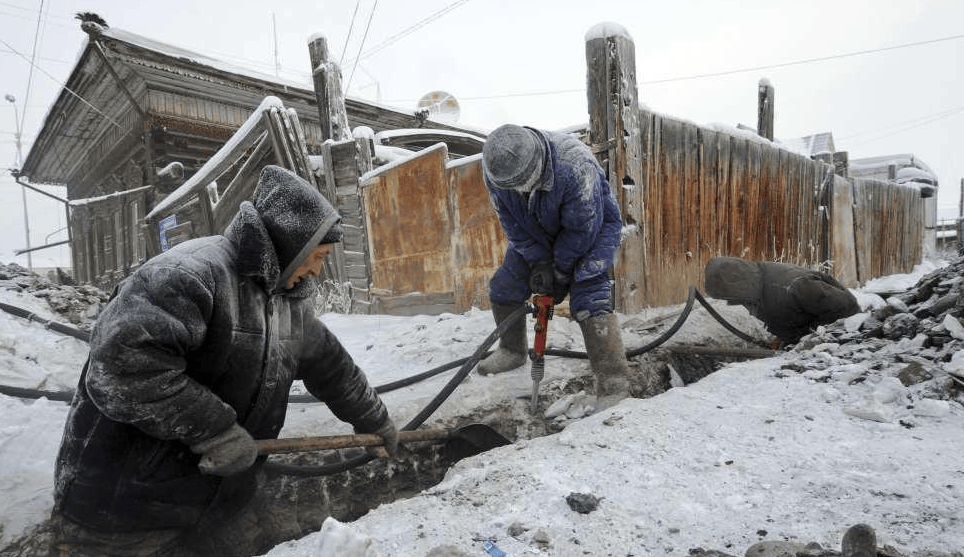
xmin=356 ymin=417 xmax=399 ymax=459
xmin=190 ymin=423 xmax=259 ymax=476
xmin=528 ymin=260 xmax=555 ymax=295
xmin=551 ymin=268 xmax=571 ymax=305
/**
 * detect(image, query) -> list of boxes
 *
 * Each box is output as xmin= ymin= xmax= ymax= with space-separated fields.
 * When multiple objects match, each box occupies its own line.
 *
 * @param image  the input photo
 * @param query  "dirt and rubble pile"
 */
xmin=0 ymin=263 xmax=110 ymax=331
xmin=792 ymin=257 xmax=964 ymax=402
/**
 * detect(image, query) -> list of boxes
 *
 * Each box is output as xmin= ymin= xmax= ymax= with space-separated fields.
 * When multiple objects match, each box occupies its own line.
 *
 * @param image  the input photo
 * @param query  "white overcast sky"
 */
xmin=1 ymin=0 xmax=962 ymax=268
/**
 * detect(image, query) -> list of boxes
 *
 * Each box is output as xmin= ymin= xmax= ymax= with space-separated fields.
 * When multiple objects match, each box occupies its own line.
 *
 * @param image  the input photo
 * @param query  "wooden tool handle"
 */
xmin=256 ymin=428 xmax=451 ymax=455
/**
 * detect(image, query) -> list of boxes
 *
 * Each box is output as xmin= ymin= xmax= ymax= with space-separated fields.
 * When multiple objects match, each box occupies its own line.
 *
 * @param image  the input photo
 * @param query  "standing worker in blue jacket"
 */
xmin=478 ymin=124 xmax=632 ymax=411
xmin=49 ymin=165 xmax=398 ymax=557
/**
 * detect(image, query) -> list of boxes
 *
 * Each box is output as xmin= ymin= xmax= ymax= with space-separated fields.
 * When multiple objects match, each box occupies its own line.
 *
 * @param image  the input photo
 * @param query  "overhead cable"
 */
xmin=0 ymin=37 xmax=122 ymax=129
xmin=846 ymin=107 xmax=964 ymax=146
xmin=641 ymin=32 xmax=964 ymax=85
xmin=19 ymin=0 xmax=46 ymax=134
xmin=346 ymin=0 xmax=378 ymax=92
xmin=388 ymin=32 xmax=964 ymax=103
xmin=345 ymin=0 xmax=470 ymax=65
xmin=340 ymin=0 xmax=362 ymax=66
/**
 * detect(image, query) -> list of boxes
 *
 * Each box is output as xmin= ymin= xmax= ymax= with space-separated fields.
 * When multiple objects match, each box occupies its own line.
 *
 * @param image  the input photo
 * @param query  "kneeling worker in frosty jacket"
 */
xmin=704 ymin=256 xmax=861 ymax=345
xmin=478 ymin=123 xmax=632 ymax=411
xmin=50 ymin=165 xmax=398 ymax=557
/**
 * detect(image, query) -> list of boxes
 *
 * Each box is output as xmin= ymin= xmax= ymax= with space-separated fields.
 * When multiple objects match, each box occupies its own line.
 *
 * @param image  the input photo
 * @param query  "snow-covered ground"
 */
xmin=0 ymin=260 xmax=962 ymax=556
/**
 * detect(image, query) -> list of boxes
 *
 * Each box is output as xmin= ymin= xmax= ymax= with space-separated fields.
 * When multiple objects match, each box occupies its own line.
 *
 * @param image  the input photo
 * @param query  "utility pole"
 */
xmin=5 ymin=93 xmax=32 ymax=271
xmin=273 ymin=13 xmax=280 ymax=77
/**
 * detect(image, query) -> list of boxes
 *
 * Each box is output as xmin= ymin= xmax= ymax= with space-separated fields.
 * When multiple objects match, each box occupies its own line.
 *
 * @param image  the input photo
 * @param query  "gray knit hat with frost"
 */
xmin=482 ymin=124 xmax=546 ymax=190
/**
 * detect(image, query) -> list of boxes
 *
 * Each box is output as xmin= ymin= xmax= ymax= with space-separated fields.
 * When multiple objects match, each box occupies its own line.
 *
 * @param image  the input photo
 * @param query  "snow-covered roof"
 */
xmin=849 ymin=153 xmax=935 ymax=175
xmin=897 ymin=166 xmax=938 ymax=186
xmin=100 ymin=26 xmax=309 ymax=91
xmin=68 ymin=185 xmax=153 ymax=207
xmin=780 ymin=132 xmax=835 ymax=156
xmin=145 ymin=96 xmax=284 ymax=220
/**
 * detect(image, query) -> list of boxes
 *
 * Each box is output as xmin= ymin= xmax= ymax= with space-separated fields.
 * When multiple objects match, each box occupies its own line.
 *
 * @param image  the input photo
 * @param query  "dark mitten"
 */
xmin=190 ymin=423 xmax=258 ymax=476
xmin=528 ymin=260 xmax=554 ymax=294
xmin=552 ymin=267 xmax=571 ymax=304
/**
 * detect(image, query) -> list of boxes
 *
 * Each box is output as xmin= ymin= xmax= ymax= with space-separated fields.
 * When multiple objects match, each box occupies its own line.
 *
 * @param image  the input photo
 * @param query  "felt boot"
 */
xmin=579 ymin=312 xmax=631 ymax=411
xmin=477 ymin=303 xmax=528 ymax=376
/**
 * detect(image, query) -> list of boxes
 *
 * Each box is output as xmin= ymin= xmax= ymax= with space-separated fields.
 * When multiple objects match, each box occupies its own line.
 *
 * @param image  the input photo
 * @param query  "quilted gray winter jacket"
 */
xmin=53 ymin=166 xmax=388 ymax=531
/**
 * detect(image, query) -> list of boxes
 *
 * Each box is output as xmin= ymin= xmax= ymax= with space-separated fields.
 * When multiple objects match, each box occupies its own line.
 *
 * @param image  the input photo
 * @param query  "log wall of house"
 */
xmin=68 ymin=186 xmax=151 ymax=288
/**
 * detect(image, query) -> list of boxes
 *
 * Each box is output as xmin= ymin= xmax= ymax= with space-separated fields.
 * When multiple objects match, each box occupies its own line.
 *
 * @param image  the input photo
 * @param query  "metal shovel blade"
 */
xmin=256 ymin=423 xmax=511 ymax=461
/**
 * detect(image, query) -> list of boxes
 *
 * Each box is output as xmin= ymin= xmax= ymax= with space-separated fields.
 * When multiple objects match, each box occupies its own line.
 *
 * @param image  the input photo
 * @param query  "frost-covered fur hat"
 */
xmin=482 ymin=124 xmax=546 ymax=191
xmin=253 ymin=165 xmax=341 ymax=290
xmin=704 ymin=256 xmax=763 ymax=303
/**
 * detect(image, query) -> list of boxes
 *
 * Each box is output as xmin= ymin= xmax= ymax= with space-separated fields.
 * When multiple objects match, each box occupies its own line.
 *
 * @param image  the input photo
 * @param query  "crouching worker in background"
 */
xmin=477 ymin=123 xmax=632 ymax=412
xmin=49 ymin=165 xmax=398 ymax=557
xmin=704 ymin=256 xmax=861 ymax=346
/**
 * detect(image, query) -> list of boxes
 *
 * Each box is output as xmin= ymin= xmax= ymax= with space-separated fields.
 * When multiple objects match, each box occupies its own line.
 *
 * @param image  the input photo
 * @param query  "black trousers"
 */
xmin=48 ymin=488 xmax=287 ymax=557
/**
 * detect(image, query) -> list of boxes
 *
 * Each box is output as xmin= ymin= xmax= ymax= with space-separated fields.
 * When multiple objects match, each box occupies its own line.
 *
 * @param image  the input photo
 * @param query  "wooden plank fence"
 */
xmin=851 ymin=178 xmax=923 ymax=282
xmin=588 ymin=25 xmax=922 ymax=312
xmin=617 ymin=111 xmax=832 ymax=309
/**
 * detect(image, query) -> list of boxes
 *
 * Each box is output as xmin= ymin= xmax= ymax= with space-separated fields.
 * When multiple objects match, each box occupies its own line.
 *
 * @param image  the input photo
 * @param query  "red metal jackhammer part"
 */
xmin=529 ymin=294 xmax=554 ymax=414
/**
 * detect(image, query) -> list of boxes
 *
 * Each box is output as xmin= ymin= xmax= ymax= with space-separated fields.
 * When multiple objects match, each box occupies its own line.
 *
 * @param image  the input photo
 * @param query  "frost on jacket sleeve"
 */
xmin=298 ymin=313 xmax=388 ymax=433
xmin=490 ymin=190 xmax=552 ymax=264
xmin=789 ymin=272 xmax=862 ymax=324
xmin=552 ymin=162 xmax=605 ymax=279
xmin=85 ymin=264 xmax=237 ymax=447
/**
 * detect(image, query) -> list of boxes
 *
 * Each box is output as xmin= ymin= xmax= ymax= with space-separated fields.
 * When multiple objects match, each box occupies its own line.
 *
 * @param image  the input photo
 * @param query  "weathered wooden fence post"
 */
xmin=308 ymin=35 xmax=352 ymax=286
xmin=832 ymin=151 xmax=849 ymax=178
xmin=585 ymin=22 xmax=646 ymax=313
xmin=308 ymin=35 xmax=351 ymax=142
xmin=757 ymin=78 xmax=774 ymax=141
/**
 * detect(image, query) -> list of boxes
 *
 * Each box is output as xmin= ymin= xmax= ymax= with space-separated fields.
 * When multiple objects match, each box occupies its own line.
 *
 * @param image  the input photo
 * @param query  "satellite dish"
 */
xmin=416 ymin=90 xmax=460 ymax=124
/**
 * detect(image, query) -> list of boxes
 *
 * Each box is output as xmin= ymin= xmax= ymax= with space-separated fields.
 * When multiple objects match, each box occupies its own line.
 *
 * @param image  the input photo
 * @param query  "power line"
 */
xmin=0 ymin=0 xmax=72 ymax=20
xmin=846 ymin=107 xmax=964 ymax=147
xmin=0 ymin=8 xmax=71 ymax=29
xmin=340 ymin=0 xmax=362 ymax=66
xmin=640 ymin=32 xmax=964 ymax=85
xmin=388 ymin=31 xmax=964 ymax=104
xmin=0 ymin=48 xmax=73 ymax=64
xmin=18 ymin=0 xmax=47 ymax=164
xmin=0 ymin=37 xmax=122 ymax=129
xmin=346 ymin=0 xmax=470 ymax=65
xmin=839 ymin=106 xmax=964 ymax=141
xmin=346 ymin=0 xmax=378 ymax=92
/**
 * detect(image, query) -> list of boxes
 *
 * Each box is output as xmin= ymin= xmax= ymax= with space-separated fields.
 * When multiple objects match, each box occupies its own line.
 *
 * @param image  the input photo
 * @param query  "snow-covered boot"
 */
xmin=841 ymin=524 xmax=877 ymax=557
xmin=579 ymin=312 xmax=631 ymax=411
xmin=477 ymin=303 xmax=528 ymax=376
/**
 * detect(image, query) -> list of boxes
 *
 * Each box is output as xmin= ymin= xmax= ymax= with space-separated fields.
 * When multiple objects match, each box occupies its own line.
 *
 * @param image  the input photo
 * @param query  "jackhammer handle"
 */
xmin=256 ymin=428 xmax=450 ymax=455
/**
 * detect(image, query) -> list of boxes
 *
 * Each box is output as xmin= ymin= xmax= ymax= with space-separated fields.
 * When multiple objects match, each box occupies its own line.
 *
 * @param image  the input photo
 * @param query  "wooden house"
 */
xmin=18 ymin=19 xmax=486 ymax=290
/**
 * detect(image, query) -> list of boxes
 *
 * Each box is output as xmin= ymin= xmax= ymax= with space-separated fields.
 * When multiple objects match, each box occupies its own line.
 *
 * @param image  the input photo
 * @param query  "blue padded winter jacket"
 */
xmin=487 ymin=128 xmax=622 ymax=287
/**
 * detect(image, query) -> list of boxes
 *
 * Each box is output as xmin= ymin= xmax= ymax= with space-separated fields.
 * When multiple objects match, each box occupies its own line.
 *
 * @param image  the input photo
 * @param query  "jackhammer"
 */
xmin=528 ymin=294 xmax=554 ymax=414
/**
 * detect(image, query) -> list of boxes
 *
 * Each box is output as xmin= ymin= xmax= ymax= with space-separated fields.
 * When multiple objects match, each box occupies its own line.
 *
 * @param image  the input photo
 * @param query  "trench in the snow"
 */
xmin=257 ymin=343 xmax=767 ymax=541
